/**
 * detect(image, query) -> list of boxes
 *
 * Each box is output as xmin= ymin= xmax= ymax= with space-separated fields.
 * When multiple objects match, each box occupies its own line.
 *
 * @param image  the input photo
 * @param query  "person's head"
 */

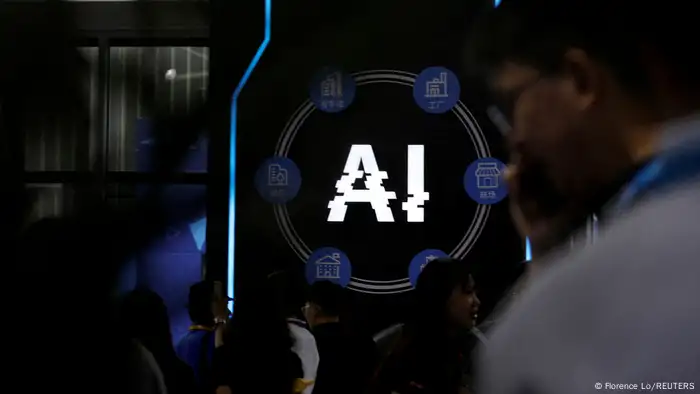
xmin=466 ymin=0 xmax=700 ymax=223
xmin=411 ymin=258 xmax=480 ymax=332
xmin=118 ymin=289 xmax=174 ymax=358
xmin=303 ymin=280 xmax=344 ymax=328
xmin=267 ymin=269 xmax=308 ymax=319
xmin=187 ymin=280 xmax=228 ymax=325
xmin=221 ymin=278 xmax=298 ymax=393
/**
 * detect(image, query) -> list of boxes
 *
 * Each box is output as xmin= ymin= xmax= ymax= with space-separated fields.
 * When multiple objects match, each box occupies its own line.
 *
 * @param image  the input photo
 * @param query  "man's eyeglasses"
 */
xmin=488 ymin=77 xmax=543 ymax=135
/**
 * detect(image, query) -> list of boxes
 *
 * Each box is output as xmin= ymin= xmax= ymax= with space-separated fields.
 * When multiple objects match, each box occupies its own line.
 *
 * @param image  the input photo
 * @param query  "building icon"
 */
xmin=419 ymin=255 xmax=438 ymax=272
xmin=321 ymin=72 xmax=343 ymax=99
xmin=475 ymin=162 xmax=501 ymax=189
xmin=425 ymin=72 xmax=449 ymax=98
xmin=267 ymin=164 xmax=288 ymax=187
xmin=315 ymin=253 xmax=342 ymax=279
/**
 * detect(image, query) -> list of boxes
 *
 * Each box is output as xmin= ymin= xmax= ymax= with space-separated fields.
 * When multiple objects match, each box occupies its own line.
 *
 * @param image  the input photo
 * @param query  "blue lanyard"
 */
xmin=615 ymin=141 xmax=700 ymax=212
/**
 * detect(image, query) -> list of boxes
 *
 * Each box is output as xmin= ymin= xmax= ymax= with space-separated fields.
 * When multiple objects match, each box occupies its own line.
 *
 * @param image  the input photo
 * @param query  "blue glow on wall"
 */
xmin=495 ymin=0 xmax=502 ymax=7
xmin=128 ymin=118 xmax=208 ymax=344
xmin=228 ymin=0 xmax=272 ymax=310
xmin=189 ymin=217 xmax=207 ymax=251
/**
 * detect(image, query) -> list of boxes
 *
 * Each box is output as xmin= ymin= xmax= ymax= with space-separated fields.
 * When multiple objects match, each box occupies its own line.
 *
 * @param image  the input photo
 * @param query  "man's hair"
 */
xmin=307 ymin=280 xmax=344 ymax=317
xmin=410 ymin=258 xmax=474 ymax=334
xmin=267 ymin=269 xmax=308 ymax=318
xmin=187 ymin=281 xmax=215 ymax=324
xmin=465 ymin=0 xmax=700 ymax=97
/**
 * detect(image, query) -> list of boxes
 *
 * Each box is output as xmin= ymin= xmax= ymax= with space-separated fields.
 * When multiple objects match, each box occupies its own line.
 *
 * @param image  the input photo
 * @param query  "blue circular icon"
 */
xmin=309 ymin=67 xmax=356 ymax=113
xmin=413 ymin=66 xmax=461 ymax=114
xmin=408 ymin=249 xmax=449 ymax=287
xmin=305 ymin=247 xmax=352 ymax=287
xmin=464 ymin=158 xmax=508 ymax=204
xmin=254 ymin=157 xmax=302 ymax=204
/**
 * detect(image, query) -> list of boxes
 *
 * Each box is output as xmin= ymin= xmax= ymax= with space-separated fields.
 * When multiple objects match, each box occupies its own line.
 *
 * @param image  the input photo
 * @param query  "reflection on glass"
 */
xmin=108 ymin=47 xmax=209 ymax=172
xmin=525 ymin=237 xmax=532 ymax=261
xmin=24 ymin=48 xmax=98 ymax=171
xmin=108 ymin=182 xmax=207 ymax=344
xmin=25 ymin=184 xmax=74 ymax=225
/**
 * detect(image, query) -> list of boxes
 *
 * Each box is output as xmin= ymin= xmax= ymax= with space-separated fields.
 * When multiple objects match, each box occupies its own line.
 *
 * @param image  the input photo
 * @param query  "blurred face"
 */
xmin=447 ymin=275 xmax=480 ymax=329
xmin=491 ymin=53 xmax=636 ymax=226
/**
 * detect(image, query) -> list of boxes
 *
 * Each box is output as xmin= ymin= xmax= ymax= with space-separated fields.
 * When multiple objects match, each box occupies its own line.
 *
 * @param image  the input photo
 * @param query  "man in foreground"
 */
xmin=465 ymin=0 xmax=700 ymax=392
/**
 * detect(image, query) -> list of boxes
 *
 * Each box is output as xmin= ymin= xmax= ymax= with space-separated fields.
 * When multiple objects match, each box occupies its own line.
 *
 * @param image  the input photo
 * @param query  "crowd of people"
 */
xmin=115 ymin=257 xmax=483 ymax=394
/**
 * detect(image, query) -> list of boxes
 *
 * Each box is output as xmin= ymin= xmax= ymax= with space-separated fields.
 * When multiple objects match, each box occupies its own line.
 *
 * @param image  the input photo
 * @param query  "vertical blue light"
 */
xmin=494 ymin=0 xmax=502 ymax=7
xmin=525 ymin=237 xmax=532 ymax=261
xmin=228 ymin=0 xmax=272 ymax=310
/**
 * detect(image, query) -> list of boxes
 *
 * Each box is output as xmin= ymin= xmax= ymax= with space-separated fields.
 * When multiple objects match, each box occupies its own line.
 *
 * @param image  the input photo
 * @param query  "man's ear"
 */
xmin=562 ymin=48 xmax=601 ymax=110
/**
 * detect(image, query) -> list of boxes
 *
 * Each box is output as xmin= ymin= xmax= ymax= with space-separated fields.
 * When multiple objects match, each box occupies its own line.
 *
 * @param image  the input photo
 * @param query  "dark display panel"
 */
xmin=232 ymin=0 xmax=523 ymax=334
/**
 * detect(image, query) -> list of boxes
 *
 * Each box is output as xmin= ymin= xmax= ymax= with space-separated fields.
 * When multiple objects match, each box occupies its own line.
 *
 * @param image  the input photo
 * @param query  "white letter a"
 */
xmin=327 ymin=145 xmax=397 ymax=222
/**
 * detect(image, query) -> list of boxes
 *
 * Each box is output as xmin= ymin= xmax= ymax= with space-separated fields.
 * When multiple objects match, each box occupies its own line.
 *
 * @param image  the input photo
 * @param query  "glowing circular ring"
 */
xmin=273 ymin=70 xmax=491 ymax=294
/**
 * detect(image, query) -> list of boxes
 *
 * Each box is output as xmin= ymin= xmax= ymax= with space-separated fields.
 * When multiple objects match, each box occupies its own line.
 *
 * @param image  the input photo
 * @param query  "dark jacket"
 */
xmin=176 ymin=327 xmax=216 ymax=388
xmin=212 ymin=343 xmax=303 ymax=393
xmin=371 ymin=330 xmax=480 ymax=394
xmin=312 ymin=322 xmax=377 ymax=394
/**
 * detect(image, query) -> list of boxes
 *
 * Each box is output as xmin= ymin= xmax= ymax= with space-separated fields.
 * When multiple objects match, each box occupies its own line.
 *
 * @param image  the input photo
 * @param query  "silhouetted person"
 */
xmin=372 ymin=258 xmax=481 ymax=394
xmin=303 ymin=281 xmax=377 ymax=394
xmin=128 ymin=339 xmax=169 ymax=394
xmin=177 ymin=281 xmax=229 ymax=390
xmin=212 ymin=278 xmax=304 ymax=394
xmin=119 ymin=289 xmax=197 ymax=394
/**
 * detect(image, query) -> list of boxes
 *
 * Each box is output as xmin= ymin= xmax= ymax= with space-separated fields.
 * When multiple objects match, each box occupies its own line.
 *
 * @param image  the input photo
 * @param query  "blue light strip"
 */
xmin=525 ymin=237 xmax=532 ymax=261
xmin=228 ymin=0 xmax=272 ymax=309
xmin=494 ymin=0 xmax=502 ymax=7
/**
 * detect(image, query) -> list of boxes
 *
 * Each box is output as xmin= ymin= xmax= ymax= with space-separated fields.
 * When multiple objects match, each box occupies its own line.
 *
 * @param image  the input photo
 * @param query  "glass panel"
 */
xmin=25 ymin=184 xmax=75 ymax=225
xmin=108 ymin=183 xmax=207 ymax=343
xmin=108 ymin=47 xmax=209 ymax=172
xmin=24 ymin=47 xmax=99 ymax=171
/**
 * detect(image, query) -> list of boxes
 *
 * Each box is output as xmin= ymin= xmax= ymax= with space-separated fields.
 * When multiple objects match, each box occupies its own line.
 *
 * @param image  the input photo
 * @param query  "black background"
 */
xmin=231 ymin=0 xmax=524 ymax=335
xmin=288 ymin=82 xmax=481 ymax=281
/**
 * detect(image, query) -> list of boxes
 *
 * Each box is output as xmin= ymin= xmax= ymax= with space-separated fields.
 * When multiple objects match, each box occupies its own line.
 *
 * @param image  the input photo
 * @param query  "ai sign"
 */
xmin=327 ymin=144 xmax=428 ymax=223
